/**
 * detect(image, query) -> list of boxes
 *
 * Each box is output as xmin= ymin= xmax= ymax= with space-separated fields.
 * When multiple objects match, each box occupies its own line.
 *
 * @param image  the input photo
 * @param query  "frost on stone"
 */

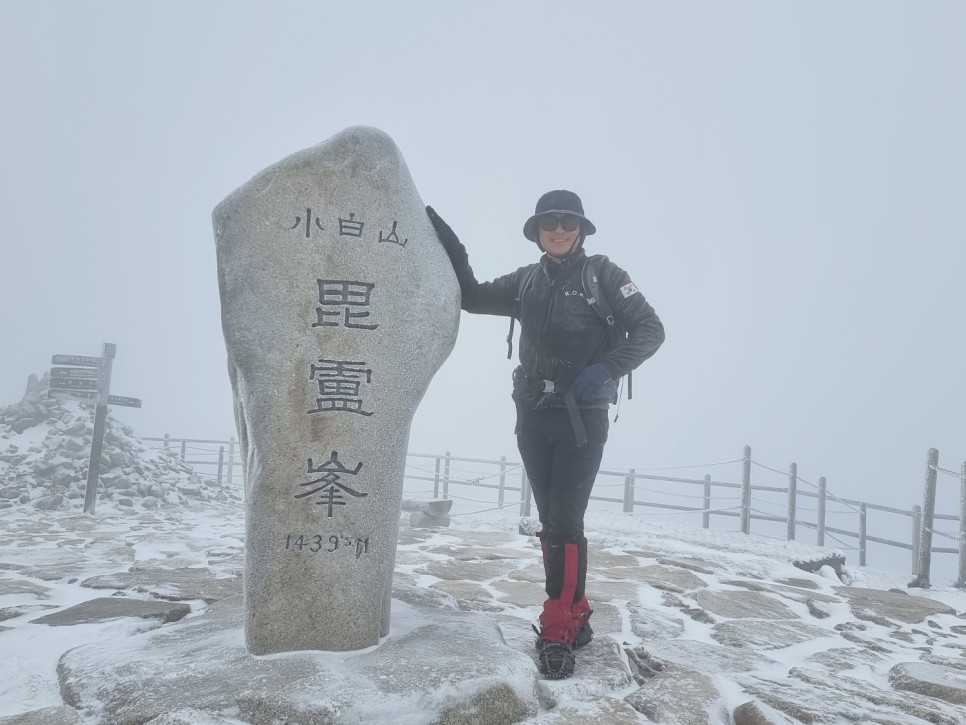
xmin=0 ymin=375 xmax=240 ymax=512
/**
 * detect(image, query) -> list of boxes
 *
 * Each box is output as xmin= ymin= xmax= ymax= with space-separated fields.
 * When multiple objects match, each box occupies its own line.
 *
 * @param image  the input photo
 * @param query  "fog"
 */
xmin=3 ymin=2 xmax=964 ymax=573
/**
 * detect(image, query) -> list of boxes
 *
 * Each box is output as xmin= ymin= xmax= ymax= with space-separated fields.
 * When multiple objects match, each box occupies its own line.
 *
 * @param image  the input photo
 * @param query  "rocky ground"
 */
xmin=1 ymin=379 xmax=964 ymax=724
xmin=1 ymin=499 xmax=964 ymax=724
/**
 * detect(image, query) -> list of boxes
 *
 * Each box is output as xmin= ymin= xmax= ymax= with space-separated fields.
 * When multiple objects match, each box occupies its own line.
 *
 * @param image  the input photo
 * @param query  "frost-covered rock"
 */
xmin=0 ymin=375 xmax=240 ymax=511
xmin=57 ymin=596 xmax=539 ymax=725
xmin=889 ymin=661 xmax=966 ymax=705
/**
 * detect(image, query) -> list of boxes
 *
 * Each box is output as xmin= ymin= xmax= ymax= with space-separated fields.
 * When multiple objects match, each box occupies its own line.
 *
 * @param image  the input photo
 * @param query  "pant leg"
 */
xmin=545 ymin=408 xmax=608 ymax=540
xmin=540 ymin=408 xmax=608 ymax=603
xmin=516 ymin=407 xmax=554 ymax=528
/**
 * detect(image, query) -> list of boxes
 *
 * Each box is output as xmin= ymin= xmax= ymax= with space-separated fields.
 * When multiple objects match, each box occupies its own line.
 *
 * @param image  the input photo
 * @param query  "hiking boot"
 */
xmin=538 ymin=641 xmax=575 ymax=679
xmin=572 ymin=618 xmax=594 ymax=649
xmin=534 ymin=622 xmax=593 ymax=651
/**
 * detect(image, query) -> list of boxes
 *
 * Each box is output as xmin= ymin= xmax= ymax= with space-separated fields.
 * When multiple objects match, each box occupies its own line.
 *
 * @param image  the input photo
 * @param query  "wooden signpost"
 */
xmin=47 ymin=343 xmax=141 ymax=514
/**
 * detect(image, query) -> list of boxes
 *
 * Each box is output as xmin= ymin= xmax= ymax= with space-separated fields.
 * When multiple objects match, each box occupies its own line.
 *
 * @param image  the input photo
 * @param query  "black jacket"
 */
xmin=451 ymin=247 xmax=665 ymax=395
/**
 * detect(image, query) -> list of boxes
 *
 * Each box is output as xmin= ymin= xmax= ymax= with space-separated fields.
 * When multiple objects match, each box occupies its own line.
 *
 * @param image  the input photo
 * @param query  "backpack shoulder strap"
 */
xmin=507 ymin=264 xmax=540 ymax=360
xmin=582 ymin=255 xmax=620 ymax=337
xmin=582 ymin=255 xmax=633 ymax=400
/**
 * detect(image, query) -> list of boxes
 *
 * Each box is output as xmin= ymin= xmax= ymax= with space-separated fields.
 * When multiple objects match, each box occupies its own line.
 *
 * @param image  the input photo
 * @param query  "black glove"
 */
xmin=426 ymin=206 xmax=468 ymax=266
xmin=572 ymin=362 xmax=618 ymax=403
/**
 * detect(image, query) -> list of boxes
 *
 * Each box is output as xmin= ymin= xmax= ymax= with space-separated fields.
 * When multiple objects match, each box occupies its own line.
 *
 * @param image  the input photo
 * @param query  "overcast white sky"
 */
xmin=3 ymin=2 xmax=964 ymax=531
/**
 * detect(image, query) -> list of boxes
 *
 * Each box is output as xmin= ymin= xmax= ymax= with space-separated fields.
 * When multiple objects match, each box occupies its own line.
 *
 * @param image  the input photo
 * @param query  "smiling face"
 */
xmin=537 ymin=214 xmax=582 ymax=261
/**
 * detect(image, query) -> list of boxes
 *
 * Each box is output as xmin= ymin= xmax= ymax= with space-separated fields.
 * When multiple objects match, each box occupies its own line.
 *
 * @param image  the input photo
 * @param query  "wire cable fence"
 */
xmin=144 ymin=436 xmax=965 ymax=588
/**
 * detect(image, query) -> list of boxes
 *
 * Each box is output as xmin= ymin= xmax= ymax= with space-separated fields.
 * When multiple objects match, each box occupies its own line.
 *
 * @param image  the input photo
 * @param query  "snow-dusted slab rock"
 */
xmin=834 ymin=586 xmax=957 ymax=624
xmin=732 ymin=699 xmax=798 ymax=725
xmin=212 ymin=126 xmax=459 ymax=653
xmin=0 ymin=577 xmax=51 ymax=599
xmin=634 ymin=638 xmax=778 ymax=674
xmin=30 ymin=597 xmax=190 ymax=627
xmin=736 ymin=666 xmax=965 ymax=724
xmin=694 ymin=589 xmax=797 ymax=619
xmin=526 ymin=696 xmax=643 ymax=724
xmin=0 ymin=604 xmax=56 ymax=622
xmin=0 ymin=705 xmax=82 ymax=725
xmin=80 ymin=569 xmax=241 ymax=603
xmin=58 ymin=595 xmax=538 ymax=725
xmin=623 ymin=664 xmax=720 ymax=724
xmin=889 ymin=661 xmax=966 ymax=706
xmin=712 ymin=619 xmax=830 ymax=649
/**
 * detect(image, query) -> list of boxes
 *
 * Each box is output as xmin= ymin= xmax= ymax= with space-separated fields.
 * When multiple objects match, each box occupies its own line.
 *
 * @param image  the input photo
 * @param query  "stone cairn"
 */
xmin=213 ymin=126 xmax=460 ymax=653
xmin=0 ymin=372 xmax=240 ymax=511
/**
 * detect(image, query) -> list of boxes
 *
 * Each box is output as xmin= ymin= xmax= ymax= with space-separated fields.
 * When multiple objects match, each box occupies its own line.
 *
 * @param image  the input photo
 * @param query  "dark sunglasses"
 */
xmin=539 ymin=214 xmax=581 ymax=232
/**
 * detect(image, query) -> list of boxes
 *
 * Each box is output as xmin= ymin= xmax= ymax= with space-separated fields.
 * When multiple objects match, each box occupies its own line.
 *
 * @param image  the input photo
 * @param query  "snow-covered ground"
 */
xmin=2 ymin=499 xmax=965 ymax=723
xmin=2 ymin=389 xmax=965 ymax=723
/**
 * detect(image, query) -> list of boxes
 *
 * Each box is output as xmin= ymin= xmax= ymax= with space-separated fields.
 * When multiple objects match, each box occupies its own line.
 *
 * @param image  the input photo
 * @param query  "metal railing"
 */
xmin=143 ymin=436 xmax=964 ymax=588
xmin=142 ymin=435 xmax=239 ymax=486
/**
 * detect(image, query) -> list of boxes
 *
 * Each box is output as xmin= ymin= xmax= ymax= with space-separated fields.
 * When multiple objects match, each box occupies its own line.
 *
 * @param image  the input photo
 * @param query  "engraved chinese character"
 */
xmin=295 ymin=451 xmax=368 ymax=517
xmin=290 ymin=208 xmax=325 ymax=238
xmin=338 ymin=213 xmax=364 ymax=238
xmin=313 ymin=280 xmax=378 ymax=330
xmin=307 ymin=358 xmax=374 ymax=416
xmin=377 ymin=220 xmax=408 ymax=248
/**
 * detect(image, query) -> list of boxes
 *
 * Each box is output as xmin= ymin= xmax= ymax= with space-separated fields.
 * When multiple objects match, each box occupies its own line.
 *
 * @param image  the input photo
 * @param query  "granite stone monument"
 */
xmin=213 ymin=126 xmax=460 ymax=653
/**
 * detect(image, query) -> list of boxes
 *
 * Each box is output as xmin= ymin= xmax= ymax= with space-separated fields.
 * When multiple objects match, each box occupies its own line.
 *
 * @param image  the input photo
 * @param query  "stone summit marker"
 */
xmin=213 ymin=126 xmax=460 ymax=653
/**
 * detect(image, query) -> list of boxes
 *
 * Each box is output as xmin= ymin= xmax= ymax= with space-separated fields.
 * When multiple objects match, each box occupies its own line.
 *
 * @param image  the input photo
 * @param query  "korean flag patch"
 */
xmin=620 ymin=282 xmax=640 ymax=299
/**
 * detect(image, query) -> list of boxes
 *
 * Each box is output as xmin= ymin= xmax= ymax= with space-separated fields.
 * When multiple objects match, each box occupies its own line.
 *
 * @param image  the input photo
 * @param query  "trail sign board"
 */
xmin=51 ymin=354 xmax=102 ymax=368
xmin=48 ymin=389 xmax=98 ymax=400
xmin=48 ymin=343 xmax=139 ymax=515
xmin=50 ymin=367 xmax=100 ymax=379
xmin=108 ymin=395 xmax=141 ymax=408
xmin=50 ymin=378 xmax=99 ymax=391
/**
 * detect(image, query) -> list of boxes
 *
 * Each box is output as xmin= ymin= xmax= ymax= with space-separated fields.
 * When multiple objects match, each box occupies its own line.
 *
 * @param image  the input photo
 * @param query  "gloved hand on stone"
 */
xmin=426 ymin=206 xmax=468 ymax=266
xmin=571 ymin=363 xmax=617 ymax=402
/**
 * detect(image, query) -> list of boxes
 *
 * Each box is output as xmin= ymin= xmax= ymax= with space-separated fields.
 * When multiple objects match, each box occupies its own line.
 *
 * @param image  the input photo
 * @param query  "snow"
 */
xmin=900 ymin=662 xmax=966 ymax=688
xmin=1 ymin=409 xmax=965 ymax=722
xmin=1 ymin=499 xmax=963 ymax=723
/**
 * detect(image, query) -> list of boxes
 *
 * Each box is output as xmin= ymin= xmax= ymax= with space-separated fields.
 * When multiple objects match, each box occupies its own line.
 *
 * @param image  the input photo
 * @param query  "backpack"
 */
xmin=506 ymin=255 xmax=633 ymax=400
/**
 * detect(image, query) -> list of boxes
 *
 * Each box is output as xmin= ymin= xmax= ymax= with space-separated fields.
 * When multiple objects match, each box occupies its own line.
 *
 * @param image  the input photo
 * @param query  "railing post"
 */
xmin=703 ymin=474 xmax=711 ymax=529
xmin=227 ymin=437 xmax=236 ymax=485
xmin=956 ymin=461 xmax=966 ymax=590
xmin=520 ymin=467 xmax=532 ymax=517
xmin=787 ymin=462 xmax=798 ymax=541
xmin=909 ymin=448 xmax=939 ymax=588
xmin=442 ymin=450 xmax=451 ymax=500
xmin=629 ymin=468 xmax=635 ymax=512
xmin=217 ymin=446 xmax=225 ymax=485
xmin=817 ymin=476 xmax=827 ymax=546
xmin=911 ymin=504 xmax=922 ymax=575
xmin=526 ymin=477 xmax=532 ymax=517
xmin=741 ymin=445 xmax=752 ymax=534
xmin=859 ymin=503 xmax=867 ymax=566
xmin=163 ymin=433 xmax=170 ymax=449
xmin=180 ymin=440 xmax=187 ymax=461
xmin=433 ymin=456 xmax=441 ymax=498
xmin=498 ymin=456 xmax=507 ymax=510
xmin=623 ymin=469 xmax=635 ymax=513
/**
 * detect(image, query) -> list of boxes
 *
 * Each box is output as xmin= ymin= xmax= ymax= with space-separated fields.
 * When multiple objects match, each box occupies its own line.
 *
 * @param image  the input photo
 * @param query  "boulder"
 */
xmin=57 ymin=596 xmax=538 ymax=725
xmin=213 ymin=126 xmax=460 ymax=653
xmin=889 ymin=661 xmax=966 ymax=705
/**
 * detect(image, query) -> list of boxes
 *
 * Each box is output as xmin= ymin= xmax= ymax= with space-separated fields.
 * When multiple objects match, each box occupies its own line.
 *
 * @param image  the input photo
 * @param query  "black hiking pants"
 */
xmin=517 ymin=406 xmax=608 ymax=600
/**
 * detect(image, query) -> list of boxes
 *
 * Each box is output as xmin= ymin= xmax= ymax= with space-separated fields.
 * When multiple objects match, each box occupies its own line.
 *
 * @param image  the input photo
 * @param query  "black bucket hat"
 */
xmin=523 ymin=189 xmax=596 ymax=243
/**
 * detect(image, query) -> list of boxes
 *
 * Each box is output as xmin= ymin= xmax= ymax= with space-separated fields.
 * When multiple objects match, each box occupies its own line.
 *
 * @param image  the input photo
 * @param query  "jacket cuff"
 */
xmin=601 ymin=359 xmax=622 ymax=380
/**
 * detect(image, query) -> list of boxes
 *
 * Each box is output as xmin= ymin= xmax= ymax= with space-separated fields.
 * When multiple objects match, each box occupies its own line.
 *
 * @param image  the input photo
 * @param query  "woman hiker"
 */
xmin=426 ymin=190 xmax=665 ymax=679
